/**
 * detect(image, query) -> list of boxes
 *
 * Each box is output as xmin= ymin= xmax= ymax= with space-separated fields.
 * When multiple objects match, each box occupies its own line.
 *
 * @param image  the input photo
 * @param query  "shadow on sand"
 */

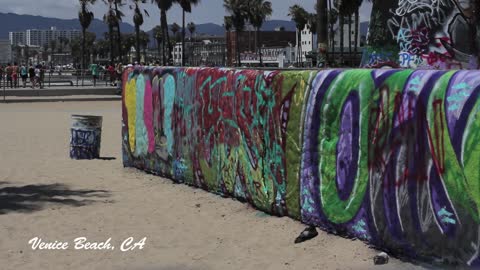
xmin=0 ymin=182 xmax=111 ymax=215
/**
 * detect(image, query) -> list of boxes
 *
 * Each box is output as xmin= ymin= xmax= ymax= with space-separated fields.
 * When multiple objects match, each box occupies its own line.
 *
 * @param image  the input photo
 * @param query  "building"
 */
xmin=226 ymin=30 xmax=296 ymax=66
xmin=0 ymin=40 xmax=13 ymax=64
xmin=240 ymin=46 xmax=295 ymax=67
xmin=300 ymin=25 xmax=318 ymax=63
xmin=9 ymin=32 xmax=26 ymax=46
xmin=332 ymin=18 xmax=361 ymax=51
xmin=189 ymin=40 xmax=226 ymax=67
xmin=171 ymin=36 xmax=226 ymax=67
xmin=173 ymin=43 xmax=183 ymax=66
xmin=11 ymin=27 xmax=81 ymax=47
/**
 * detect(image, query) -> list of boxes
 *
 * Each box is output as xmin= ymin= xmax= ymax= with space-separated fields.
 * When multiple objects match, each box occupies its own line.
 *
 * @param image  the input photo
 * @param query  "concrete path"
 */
xmin=0 ymin=86 xmax=119 ymax=97
xmin=1 ymin=95 xmax=121 ymax=103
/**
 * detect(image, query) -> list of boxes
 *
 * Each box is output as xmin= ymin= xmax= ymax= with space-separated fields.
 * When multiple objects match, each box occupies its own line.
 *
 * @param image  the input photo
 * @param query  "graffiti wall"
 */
xmin=361 ymin=0 xmax=479 ymax=69
xmin=123 ymin=67 xmax=480 ymax=266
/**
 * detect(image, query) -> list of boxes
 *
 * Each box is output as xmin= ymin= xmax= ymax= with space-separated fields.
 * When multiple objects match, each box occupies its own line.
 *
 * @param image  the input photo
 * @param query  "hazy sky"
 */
xmin=0 ymin=0 xmax=372 ymax=30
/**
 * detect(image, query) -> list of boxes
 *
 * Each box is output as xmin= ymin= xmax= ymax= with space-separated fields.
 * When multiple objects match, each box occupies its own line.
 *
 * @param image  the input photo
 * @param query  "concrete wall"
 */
xmin=122 ymin=67 xmax=480 ymax=266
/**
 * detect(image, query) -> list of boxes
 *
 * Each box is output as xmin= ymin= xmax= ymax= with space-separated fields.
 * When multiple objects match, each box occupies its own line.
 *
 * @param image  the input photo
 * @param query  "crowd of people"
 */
xmin=0 ymin=63 xmax=46 ymax=89
xmin=0 ymin=61 xmax=146 ymax=91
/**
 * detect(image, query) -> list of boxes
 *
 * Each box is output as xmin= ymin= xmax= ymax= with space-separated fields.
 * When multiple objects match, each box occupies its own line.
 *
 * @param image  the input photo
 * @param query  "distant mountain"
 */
xmin=146 ymin=20 xmax=297 ymax=37
xmin=0 ymin=12 xmax=135 ymax=39
xmin=0 ymin=12 xmax=298 ymax=39
xmin=261 ymin=20 xmax=296 ymax=31
xmin=195 ymin=23 xmax=225 ymax=36
xmin=0 ymin=12 xmax=369 ymax=42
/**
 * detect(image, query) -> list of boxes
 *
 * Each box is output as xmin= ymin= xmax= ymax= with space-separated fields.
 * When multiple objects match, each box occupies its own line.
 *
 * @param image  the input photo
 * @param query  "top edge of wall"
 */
xmin=129 ymin=66 xmax=468 ymax=71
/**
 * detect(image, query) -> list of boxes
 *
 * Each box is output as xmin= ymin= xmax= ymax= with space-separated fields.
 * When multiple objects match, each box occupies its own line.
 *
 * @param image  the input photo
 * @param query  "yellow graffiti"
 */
xmin=125 ymin=78 xmax=137 ymax=152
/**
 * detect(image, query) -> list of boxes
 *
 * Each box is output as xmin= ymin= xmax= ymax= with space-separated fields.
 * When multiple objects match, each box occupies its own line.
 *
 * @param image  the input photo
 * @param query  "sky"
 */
xmin=0 ymin=0 xmax=372 ymax=30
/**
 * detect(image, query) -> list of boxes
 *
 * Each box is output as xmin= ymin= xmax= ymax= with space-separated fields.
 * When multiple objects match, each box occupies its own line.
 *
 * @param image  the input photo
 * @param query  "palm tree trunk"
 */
xmin=298 ymin=31 xmax=303 ymax=66
xmin=258 ymin=29 xmax=263 ymax=67
xmin=157 ymin=38 xmax=161 ymax=63
xmin=340 ymin=15 xmax=344 ymax=66
xmin=236 ymin=31 xmax=241 ymax=66
xmin=160 ymin=13 xmax=166 ymax=65
xmin=296 ymin=29 xmax=300 ymax=65
xmin=354 ymin=8 xmax=359 ymax=65
xmin=328 ymin=0 xmax=334 ymax=64
xmin=317 ymin=0 xmax=329 ymax=66
xmin=82 ymin=28 xmax=86 ymax=74
xmin=144 ymin=45 xmax=147 ymax=63
xmin=348 ymin=15 xmax=352 ymax=66
xmin=161 ymin=10 xmax=171 ymax=65
xmin=114 ymin=3 xmax=122 ymax=63
xmin=135 ymin=24 xmax=141 ymax=63
xmin=182 ymin=9 xmax=186 ymax=66
xmin=109 ymin=24 xmax=115 ymax=64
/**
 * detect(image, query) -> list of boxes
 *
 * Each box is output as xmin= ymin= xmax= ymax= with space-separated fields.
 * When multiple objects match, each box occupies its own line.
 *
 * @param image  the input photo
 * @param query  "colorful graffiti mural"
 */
xmin=361 ymin=0 xmax=479 ymax=69
xmin=123 ymin=67 xmax=480 ymax=266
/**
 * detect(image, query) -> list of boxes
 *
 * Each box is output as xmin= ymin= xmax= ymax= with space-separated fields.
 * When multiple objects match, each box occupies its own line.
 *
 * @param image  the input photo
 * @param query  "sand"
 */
xmin=0 ymin=101 xmax=427 ymax=270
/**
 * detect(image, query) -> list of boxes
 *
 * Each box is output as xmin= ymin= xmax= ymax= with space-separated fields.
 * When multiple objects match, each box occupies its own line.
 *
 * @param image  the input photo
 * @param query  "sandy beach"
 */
xmin=0 ymin=101 xmax=426 ymax=270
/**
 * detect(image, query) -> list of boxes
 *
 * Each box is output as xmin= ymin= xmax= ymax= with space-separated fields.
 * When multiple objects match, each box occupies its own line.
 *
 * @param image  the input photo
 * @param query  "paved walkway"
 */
xmin=0 ymin=85 xmax=120 ymax=98
xmin=1 ymin=95 xmax=121 ymax=103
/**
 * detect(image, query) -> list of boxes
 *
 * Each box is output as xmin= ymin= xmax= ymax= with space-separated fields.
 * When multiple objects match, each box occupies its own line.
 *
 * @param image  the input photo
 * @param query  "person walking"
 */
xmin=34 ymin=65 xmax=41 ymax=89
xmin=39 ymin=64 xmax=45 ymax=89
xmin=5 ymin=63 xmax=13 ymax=88
xmin=28 ymin=64 xmax=36 ymax=89
xmin=115 ymin=63 xmax=124 ymax=94
xmin=107 ymin=63 xmax=115 ymax=86
xmin=0 ymin=65 xmax=4 ymax=88
xmin=12 ymin=62 xmax=19 ymax=88
xmin=89 ymin=62 xmax=99 ymax=87
xmin=20 ymin=63 xmax=28 ymax=88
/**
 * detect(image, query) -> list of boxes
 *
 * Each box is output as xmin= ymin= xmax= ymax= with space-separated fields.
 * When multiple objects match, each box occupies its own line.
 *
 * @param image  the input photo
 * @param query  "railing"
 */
xmin=0 ymin=69 xmax=119 ymax=102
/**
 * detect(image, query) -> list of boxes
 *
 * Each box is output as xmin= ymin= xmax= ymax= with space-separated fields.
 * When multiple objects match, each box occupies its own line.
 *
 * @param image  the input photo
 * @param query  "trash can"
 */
xmin=70 ymin=115 xmax=103 ymax=160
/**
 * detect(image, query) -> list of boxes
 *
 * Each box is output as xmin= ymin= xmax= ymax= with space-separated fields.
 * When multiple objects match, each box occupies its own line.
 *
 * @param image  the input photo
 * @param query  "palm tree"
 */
xmin=175 ymin=0 xmax=200 ymax=66
xmin=348 ymin=14 xmax=352 ymax=64
xmin=472 ymin=0 xmax=479 ymax=67
xmin=288 ymin=4 xmax=308 ymax=65
xmin=308 ymin=12 xmax=317 ymax=66
xmin=131 ymin=0 xmax=149 ymax=63
xmin=248 ymin=0 xmax=272 ymax=67
xmin=153 ymin=25 xmax=163 ymax=61
xmin=152 ymin=0 xmax=174 ymax=65
xmin=139 ymin=31 xmax=150 ymax=62
xmin=121 ymin=33 xmax=136 ymax=61
xmin=316 ymin=0 xmax=328 ymax=67
xmin=43 ymin=43 xmax=49 ymax=63
xmin=327 ymin=0 xmax=338 ymax=61
xmin=335 ymin=0 xmax=356 ymax=66
xmin=103 ymin=0 xmax=124 ymax=63
xmin=354 ymin=0 xmax=361 ymax=58
xmin=78 ymin=0 xmax=96 ymax=72
xmin=50 ymin=39 xmax=57 ymax=64
xmin=224 ymin=0 xmax=249 ymax=66
xmin=171 ymin=23 xmax=181 ymax=44
xmin=187 ymin=22 xmax=196 ymax=41
xmin=113 ymin=0 xmax=125 ymax=62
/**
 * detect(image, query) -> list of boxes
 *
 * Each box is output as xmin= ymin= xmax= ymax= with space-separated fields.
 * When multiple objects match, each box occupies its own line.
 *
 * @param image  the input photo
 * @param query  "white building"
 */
xmin=332 ymin=18 xmax=361 ymax=50
xmin=173 ymin=43 xmax=183 ymax=66
xmin=0 ymin=40 xmax=13 ymax=64
xmin=300 ymin=25 xmax=318 ymax=62
xmin=299 ymin=20 xmax=362 ymax=56
xmin=241 ymin=46 xmax=296 ymax=67
xmin=26 ymin=29 xmax=43 ymax=46
xmin=14 ymin=27 xmax=81 ymax=47
xmin=9 ymin=32 xmax=26 ymax=46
